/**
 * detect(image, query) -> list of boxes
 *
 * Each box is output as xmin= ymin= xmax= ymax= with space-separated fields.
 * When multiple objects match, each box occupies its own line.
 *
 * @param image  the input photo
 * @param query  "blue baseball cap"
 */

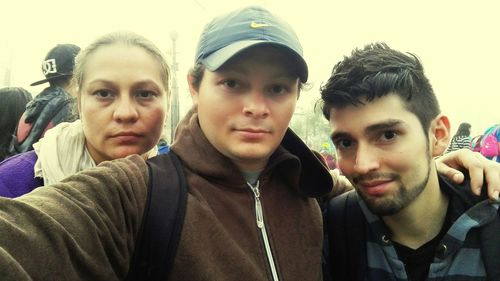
xmin=195 ymin=6 xmax=308 ymax=82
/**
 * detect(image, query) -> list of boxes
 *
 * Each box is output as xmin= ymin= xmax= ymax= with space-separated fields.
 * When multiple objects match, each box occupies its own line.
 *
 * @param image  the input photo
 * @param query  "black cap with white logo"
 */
xmin=30 ymin=44 xmax=81 ymax=86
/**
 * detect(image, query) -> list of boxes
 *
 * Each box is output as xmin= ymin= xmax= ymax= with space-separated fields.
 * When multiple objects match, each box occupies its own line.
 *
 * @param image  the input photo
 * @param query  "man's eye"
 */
xmin=270 ymin=85 xmax=285 ymax=94
xmin=381 ymin=131 xmax=397 ymax=141
xmin=335 ymin=139 xmax=353 ymax=149
xmin=223 ymin=80 xmax=238 ymax=88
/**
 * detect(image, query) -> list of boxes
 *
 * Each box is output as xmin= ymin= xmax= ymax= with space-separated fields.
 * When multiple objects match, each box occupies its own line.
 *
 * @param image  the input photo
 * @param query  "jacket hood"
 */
xmin=24 ymin=87 xmax=72 ymax=123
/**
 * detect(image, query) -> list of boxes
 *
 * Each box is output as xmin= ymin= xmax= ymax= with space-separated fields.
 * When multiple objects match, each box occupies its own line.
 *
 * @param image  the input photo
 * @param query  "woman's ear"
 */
xmin=430 ymin=114 xmax=451 ymax=157
xmin=187 ymin=73 xmax=199 ymax=106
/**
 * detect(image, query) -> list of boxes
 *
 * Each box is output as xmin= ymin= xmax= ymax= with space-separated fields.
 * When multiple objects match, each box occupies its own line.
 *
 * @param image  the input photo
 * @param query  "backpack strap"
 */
xmin=126 ymin=151 xmax=188 ymax=281
xmin=324 ymin=190 xmax=366 ymax=281
xmin=8 ymin=95 xmax=72 ymax=154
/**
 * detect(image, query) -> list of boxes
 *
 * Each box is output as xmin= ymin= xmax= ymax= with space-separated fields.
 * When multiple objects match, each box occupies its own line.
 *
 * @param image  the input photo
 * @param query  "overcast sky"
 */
xmin=1 ymin=0 xmax=498 ymax=136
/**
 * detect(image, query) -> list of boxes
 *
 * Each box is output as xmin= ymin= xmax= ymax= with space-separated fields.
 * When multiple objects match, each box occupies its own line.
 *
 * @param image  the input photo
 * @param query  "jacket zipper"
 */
xmin=247 ymin=181 xmax=280 ymax=281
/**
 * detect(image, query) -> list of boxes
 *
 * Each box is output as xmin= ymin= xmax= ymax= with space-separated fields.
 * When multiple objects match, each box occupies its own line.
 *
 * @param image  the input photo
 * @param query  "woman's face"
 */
xmin=79 ymin=43 xmax=167 ymax=164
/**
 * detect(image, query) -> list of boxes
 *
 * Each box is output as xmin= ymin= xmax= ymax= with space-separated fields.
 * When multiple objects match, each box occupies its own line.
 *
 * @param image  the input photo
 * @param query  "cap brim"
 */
xmin=30 ymin=73 xmax=71 ymax=86
xmin=201 ymin=40 xmax=308 ymax=82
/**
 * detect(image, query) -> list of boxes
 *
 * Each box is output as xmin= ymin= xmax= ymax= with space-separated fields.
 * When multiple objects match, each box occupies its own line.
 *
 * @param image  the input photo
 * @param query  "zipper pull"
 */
xmin=247 ymin=181 xmax=264 ymax=228
xmin=255 ymin=199 xmax=264 ymax=228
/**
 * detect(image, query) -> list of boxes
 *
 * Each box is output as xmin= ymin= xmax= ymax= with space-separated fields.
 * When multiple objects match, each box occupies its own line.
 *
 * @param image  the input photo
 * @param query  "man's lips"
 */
xmin=234 ymin=128 xmax=270 ymax=140
xmin=359 ymin=179 xmax=392 ymax=188
xmin=357 ymin=179 xmax=393 ymax=196
xmin=235 ymin=127 xmax=270 ymax=133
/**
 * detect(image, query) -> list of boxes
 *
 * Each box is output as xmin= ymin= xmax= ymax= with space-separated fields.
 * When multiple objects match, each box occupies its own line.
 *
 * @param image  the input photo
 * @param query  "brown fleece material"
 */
xmin=168 ymin=109 xmax=330 ymax=281
xmin=0 ymin=155 xmax=149 ymax=281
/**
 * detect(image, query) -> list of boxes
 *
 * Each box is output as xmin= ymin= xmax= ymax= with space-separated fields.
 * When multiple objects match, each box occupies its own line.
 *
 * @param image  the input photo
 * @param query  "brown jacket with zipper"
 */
xmin=168 ymin=109 xmax=332 ymax=281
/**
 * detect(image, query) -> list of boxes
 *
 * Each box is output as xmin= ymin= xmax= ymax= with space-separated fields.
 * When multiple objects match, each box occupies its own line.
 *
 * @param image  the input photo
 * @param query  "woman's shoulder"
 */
xmin=0 ymin=150 xmax=38 ymax=169
xmin=0 ymin=151 xmax=42 ymax=198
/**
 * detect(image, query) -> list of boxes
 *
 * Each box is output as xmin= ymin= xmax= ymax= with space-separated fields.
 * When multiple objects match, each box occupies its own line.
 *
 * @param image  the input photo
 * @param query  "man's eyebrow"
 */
xmin=330 ymin=119 xmax=404 ymax=141
xmin=364 ymin=119 xmax=404 ymax=135
xmin=330 ymin=131 xmax=350 ymax=142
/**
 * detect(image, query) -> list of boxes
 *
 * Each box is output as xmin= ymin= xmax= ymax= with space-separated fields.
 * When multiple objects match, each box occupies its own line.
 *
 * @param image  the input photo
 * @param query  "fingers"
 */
xmin=435 ymin=149 xmax=484 ymax=196
xmin=467 ymin=152 xmax=487 ymax=196
xmin=436 ymin=163 xmax=465 ymax=185
xmin=482 ymin=159 xmax=500 ymax=202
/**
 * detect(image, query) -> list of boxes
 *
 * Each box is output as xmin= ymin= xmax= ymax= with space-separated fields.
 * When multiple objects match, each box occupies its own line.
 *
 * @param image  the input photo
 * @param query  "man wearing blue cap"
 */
xmin=0 ymin=6 xmax=497 ymax=281
xmin=8 ymin=44 xmax=80 ymax=155
xmin=166 ymin=6 xmax=331 ymax=280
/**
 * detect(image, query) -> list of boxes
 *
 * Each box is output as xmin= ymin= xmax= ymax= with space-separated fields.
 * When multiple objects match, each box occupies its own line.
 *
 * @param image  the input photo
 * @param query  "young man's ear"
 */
xmin=430 ymin=114 xmax=451 ymax=157
xmin=187 ymin=73 xmax=199 ymax=106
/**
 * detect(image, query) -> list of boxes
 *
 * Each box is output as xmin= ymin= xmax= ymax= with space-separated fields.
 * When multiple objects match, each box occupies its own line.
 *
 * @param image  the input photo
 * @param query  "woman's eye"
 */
xmin=136 ymin=90 xmax=155 ymax=99
xmin=94 ymin=90 xmax=112 ymax=99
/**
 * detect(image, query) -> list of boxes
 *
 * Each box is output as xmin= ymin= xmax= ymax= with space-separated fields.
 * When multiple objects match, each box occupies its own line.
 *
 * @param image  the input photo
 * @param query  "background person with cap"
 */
xmin=7 ymin=43 xmax=80 ymax=156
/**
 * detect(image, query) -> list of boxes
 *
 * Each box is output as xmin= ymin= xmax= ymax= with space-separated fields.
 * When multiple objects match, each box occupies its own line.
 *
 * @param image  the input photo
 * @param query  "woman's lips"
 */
xmin=111 ymin=132 xmax=142 ymax=143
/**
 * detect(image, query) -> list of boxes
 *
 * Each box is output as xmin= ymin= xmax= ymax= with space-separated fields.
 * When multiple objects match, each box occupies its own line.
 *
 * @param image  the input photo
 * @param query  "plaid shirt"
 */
xmin=360 ymin=175 xmax=499 ymax=281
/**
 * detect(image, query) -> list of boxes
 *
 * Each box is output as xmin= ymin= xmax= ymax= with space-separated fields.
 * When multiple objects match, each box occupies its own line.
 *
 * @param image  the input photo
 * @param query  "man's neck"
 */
xmin=382 ymin=171 xmax=449 ymax=249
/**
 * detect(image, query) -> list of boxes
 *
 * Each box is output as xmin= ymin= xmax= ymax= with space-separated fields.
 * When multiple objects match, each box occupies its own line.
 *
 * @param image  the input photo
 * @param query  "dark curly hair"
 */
xmin=319 ymin=43 xmax=440 ymax=134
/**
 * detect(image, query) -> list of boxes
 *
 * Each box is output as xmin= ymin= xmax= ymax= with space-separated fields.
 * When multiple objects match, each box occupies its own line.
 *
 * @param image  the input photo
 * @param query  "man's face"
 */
xmin=329 ymin=94 xmax=435 ymax=215
xmin=189 ymin=45 xmax=299 ymax=172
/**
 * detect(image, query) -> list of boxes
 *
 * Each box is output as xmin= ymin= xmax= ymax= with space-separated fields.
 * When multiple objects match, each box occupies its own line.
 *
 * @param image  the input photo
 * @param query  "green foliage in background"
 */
xmin=289 ymin=98 xmax=331 ymax=152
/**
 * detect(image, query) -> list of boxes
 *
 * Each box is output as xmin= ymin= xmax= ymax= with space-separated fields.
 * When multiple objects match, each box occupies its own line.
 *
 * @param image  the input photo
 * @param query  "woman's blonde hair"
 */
xmin=72 ymin=31 xmax=171 ymax=104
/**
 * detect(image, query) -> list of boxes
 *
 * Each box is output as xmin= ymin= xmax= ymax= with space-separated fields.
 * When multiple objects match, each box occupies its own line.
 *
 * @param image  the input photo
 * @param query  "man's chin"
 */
xmin=361 ymin=194 xmax=403 ymax=216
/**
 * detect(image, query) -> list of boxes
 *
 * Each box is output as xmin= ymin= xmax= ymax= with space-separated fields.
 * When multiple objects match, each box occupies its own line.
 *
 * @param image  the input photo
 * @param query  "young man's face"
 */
xmin=189 ymin=45 xmax=300 ymax=172
xmin=329 ymin=94 xmax=448 ymax=215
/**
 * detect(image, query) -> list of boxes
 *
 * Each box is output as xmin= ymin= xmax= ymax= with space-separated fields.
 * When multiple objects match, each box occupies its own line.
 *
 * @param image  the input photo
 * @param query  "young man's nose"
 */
xmin=353 ymin=143 xmax=380 ymax=174
xmin=242 ymin=90 xmax=270 ymax=118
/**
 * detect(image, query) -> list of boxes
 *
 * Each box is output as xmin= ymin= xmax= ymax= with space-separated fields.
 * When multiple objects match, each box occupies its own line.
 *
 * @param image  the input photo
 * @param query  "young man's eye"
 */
xmin=381 ymin=131 xmax=398 ymax=141
xmin=334 ymin=139 xmax=354 ymax=150
xmin=222 ymin=80 xmax=238 ymax=88
xmin=269 ymin=85 xmax=287 ymax=95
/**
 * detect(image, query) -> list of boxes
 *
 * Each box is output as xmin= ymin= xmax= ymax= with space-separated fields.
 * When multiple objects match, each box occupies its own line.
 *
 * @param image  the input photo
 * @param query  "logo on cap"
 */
xmin=42 ymin=59 xmax=57 ymax=75
xmin=250 ymin=21 xmax=272 ymax=29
